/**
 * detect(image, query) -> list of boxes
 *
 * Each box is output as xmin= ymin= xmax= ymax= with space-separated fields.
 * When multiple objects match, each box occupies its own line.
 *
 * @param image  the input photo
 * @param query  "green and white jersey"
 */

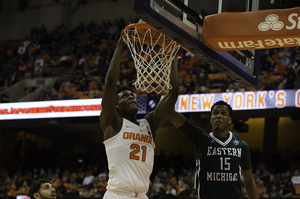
xmin=178 ymin=120 xmax=252 ymax=199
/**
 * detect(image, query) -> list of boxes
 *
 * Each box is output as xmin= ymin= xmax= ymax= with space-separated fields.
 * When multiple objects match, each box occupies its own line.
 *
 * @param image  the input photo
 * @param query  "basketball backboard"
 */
xmin=133 ymin=0 xmax=260 ymax=86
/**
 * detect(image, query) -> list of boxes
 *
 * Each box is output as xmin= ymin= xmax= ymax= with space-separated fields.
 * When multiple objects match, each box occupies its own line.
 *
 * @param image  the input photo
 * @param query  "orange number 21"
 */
xmin=130 ymin=144 xmax=147 ymax=162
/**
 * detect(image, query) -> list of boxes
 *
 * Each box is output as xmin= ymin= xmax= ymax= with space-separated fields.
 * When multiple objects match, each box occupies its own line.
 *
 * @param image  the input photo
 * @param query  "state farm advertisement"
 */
xmin=202 ymin=6 xmax=300 ymax=51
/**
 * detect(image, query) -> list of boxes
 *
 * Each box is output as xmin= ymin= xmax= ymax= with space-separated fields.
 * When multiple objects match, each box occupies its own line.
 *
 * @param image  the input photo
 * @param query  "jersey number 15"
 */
xmin=220 ymin=157 xmax=230 ymax=170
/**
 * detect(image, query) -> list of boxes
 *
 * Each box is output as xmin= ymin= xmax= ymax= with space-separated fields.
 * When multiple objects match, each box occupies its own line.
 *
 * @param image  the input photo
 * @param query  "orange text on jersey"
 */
xmin=123 ymin=132 xmax=152 ymax=144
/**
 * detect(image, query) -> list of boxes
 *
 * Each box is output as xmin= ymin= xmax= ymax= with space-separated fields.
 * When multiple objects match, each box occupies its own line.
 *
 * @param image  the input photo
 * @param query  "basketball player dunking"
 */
xmin=100 ymin=30 xmax=179 ymax=199
xmin=169 ymin=101 xmax=258 ymax=199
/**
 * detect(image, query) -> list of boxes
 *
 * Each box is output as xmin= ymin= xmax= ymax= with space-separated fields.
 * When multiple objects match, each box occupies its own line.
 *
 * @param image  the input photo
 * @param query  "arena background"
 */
xmin=0 ymin=0 xmax=300 ymax=198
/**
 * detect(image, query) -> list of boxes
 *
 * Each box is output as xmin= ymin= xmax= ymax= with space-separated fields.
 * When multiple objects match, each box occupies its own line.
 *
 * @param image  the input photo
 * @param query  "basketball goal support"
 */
xmin=134 ymin=0 xmax=260 ymax=86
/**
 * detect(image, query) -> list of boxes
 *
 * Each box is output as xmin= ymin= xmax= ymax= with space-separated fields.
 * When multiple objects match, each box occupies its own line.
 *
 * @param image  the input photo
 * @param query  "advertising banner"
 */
xmin=0 ymin=90 xmax=299 ymax=120
xmin=175 ymin=90 xmax=300 ymax=112
xmin=202 ymin=7 xmax=300 ymax=51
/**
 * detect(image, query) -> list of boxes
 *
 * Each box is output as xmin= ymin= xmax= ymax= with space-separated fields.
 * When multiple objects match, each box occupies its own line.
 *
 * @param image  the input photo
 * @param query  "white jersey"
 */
xmin=103 ymin=118 xmax=155 ymax=196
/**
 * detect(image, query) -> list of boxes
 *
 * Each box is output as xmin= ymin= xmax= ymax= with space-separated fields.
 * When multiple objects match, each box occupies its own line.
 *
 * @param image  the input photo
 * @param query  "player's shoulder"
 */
xmin=230 ymin=132 xmax=248 ymax=147
xmin=143 ymin=111 xmax=154 ymax=120
xmin=241 ymin=140 xmax=249 ymax=148
xmin=231 ymin=132 xmax=243 ymax=140
xmin=231 ymin=132 xmax=249 ymax=146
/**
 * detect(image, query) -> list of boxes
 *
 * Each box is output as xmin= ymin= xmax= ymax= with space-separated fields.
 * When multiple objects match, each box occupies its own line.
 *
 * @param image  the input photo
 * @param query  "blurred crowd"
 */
xmin=0 ymin=17 xmax=299 ymax=102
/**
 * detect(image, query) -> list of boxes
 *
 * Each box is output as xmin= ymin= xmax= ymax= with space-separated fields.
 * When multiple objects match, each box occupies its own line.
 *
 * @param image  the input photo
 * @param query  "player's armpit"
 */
xmin=169 ymin=110 xmax=186 ymax=128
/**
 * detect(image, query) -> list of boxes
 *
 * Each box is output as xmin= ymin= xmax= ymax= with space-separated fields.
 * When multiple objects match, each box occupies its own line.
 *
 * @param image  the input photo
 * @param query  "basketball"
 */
xmin=136 ymin=27 xmax=164 ymax=45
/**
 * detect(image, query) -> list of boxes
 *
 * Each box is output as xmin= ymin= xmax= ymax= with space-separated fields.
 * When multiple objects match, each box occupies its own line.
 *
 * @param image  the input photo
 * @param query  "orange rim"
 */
xmin=123 ymin=22 xmax=157 ymax=31
xmin=123 ymin=22 xmax=193 ymax=54
xmin=123 ymin=22 xmax=166 ymax=45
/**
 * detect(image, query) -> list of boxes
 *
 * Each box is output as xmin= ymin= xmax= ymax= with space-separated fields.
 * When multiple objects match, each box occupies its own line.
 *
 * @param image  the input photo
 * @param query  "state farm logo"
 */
xmin=258 ymin=14 xmax=284 ymax=31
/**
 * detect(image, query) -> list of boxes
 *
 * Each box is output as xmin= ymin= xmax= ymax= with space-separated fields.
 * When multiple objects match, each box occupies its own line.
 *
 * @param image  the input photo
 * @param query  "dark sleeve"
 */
xmin=178 ymin=119 xmax=208 ymax=158
xmin=240 ymin=140 xmax=252 ymax=171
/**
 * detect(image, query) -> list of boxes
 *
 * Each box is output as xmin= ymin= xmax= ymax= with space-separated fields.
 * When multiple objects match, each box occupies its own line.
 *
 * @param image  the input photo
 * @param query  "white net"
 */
xmin=123 ymin=23 xmax=181 ymax=94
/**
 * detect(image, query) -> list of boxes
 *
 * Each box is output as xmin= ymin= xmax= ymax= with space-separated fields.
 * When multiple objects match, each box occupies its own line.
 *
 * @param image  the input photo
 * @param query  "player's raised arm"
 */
xmin=169 ymin=109 xmax=187 ymax=128
xmin=100 ymin=31 xmax=126 ymax=132
xmin=146 ymin=57 xmax=179 ymax=133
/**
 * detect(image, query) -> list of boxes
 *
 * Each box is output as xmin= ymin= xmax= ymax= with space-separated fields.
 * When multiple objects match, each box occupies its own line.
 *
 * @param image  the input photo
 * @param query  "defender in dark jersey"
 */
xmin=169 ymin=101 xmax=258 ymax=199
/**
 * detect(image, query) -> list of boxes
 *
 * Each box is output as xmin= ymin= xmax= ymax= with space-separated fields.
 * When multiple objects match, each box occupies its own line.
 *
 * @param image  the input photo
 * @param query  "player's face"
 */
xmin=34 ymin=183 xmax=56 ymax=199
xmin=117 ymin=90 xmax=138 ymax=113
xmin=210 ymin=105 xmax=232 ymax=132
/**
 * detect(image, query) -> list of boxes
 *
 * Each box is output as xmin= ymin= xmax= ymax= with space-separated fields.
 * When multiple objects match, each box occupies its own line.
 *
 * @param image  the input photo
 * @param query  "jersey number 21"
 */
xmin=130 ymin=143 xmax=147 ymax=162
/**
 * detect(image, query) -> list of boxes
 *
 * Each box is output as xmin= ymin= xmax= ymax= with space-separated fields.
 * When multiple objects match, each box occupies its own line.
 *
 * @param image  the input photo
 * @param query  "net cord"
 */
xmin=123 ymin=25 xmax=181 ymax=94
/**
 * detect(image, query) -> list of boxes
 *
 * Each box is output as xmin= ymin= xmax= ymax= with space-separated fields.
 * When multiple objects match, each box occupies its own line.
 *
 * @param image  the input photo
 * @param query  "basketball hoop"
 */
xmin=123 ymin=22 xmax=181 ymax=94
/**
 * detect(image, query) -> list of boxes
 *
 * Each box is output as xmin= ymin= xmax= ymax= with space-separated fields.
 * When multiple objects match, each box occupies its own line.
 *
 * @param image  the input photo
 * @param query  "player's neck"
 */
xmin=123 ymin=115 xmax=138 ymax=125
xmin=118 ymin=111 xmax=138 ymax=124
xmin=128 ymin=118 xmax=138 ymax=125
xmin=213 ymin=130 xmax=229 ymax=138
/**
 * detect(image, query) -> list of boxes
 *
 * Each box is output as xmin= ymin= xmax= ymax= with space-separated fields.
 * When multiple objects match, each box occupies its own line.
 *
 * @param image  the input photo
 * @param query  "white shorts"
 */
xmin=103 ymin=190 xmax=148 ymax=199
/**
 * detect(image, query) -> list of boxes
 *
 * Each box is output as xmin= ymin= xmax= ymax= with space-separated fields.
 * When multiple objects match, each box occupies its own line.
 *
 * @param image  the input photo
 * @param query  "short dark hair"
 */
xmin=116 ymin=86 xmax=131 ymax=96
xmin=211 ymin=100 xmax=233 ymax=118
xmin=28 ymin=178 xmax=51 ymax=199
